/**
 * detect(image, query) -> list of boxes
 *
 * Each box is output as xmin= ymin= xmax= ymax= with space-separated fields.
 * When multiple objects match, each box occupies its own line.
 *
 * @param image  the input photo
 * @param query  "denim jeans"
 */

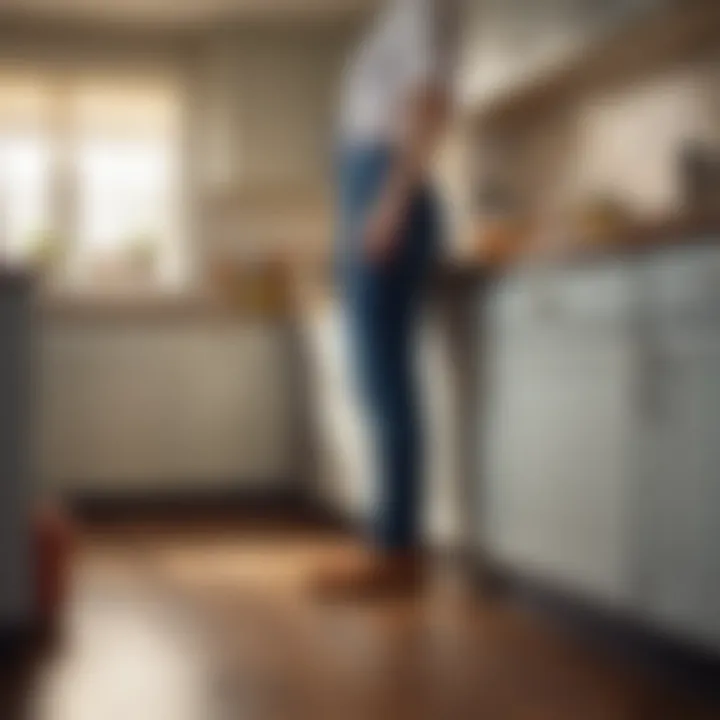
xmin=336 ymin=143 xmax=440 ymax=551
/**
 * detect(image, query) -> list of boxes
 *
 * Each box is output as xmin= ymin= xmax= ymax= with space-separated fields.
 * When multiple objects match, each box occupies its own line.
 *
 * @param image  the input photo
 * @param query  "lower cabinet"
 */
xmin=482 ymin=265 xmax=636 ymax=609
xmin=480 ymin=250 xmax=720 ymax=652
xmin=637 ymin=334 xmax=720 ymax=649
xmin=40 ymin=321 xmax=293 ymax=493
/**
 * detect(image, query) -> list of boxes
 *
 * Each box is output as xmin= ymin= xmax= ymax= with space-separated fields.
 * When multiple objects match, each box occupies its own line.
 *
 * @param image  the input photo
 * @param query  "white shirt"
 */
xmin=339 ymin=0 xmax=456 ymax=144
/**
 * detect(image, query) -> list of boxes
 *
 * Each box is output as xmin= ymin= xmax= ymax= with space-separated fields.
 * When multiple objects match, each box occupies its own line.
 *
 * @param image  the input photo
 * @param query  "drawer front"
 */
xmin=487 ymin=262 xmax=637 ymax=343
xmin=557 ymin=262 xmax=636 ymax=321
xmin=644 ymin=242 xmax=720 ymax=320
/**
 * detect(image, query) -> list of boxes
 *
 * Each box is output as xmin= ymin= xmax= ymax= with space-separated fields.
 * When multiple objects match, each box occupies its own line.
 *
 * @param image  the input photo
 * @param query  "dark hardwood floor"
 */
xmin=3 ymin=520 xmax=719 ymax=720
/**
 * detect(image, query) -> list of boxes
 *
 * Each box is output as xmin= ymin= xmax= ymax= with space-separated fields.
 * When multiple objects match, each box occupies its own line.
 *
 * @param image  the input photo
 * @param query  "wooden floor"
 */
xmin=4 ymin=520 xmax=720 ymax=720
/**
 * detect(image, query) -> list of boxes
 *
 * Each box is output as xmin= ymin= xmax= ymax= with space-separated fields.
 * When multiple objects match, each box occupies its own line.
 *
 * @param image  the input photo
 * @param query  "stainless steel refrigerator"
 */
xmin=0 ymin=271 xmax=34 ymax=631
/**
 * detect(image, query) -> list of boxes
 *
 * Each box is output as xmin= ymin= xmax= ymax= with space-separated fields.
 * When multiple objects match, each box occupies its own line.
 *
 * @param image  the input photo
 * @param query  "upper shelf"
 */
xmin=467 ymin=0 xmax=720 ymax=130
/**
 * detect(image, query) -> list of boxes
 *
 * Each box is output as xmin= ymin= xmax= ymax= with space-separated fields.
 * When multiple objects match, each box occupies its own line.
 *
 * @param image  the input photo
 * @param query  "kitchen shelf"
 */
xmin=468 ymin=0 xmax=720 ymax=130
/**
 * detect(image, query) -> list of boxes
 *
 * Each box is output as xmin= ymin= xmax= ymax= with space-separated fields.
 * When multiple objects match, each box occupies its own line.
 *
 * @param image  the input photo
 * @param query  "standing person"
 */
xmin=315 ymin=0 xmax=459 ymax=599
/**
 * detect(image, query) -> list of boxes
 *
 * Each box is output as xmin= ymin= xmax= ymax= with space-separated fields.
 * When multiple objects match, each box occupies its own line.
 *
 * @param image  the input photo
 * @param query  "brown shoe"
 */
xmin=310 ymin=550 xmax=426 ymax=603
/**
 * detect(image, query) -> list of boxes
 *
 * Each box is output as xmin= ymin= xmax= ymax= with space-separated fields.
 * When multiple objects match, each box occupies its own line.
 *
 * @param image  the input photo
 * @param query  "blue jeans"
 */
xmin=336 ymin=144 xmax=440 ymax=551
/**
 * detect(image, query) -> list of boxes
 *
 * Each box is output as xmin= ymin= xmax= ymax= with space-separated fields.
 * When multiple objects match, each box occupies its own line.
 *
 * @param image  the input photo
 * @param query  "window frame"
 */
xmin=0 ymin=70 xmax=186 ymax=293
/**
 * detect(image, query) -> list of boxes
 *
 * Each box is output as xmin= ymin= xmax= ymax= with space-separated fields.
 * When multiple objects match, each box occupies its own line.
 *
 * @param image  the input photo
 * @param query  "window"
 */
xmin=0 ymin=132 xmax=51 ymax=263
xmin=0 ymin=72 xmax=183 ymax=289
xmin=0 ymin=76 xmax=51 ymax=265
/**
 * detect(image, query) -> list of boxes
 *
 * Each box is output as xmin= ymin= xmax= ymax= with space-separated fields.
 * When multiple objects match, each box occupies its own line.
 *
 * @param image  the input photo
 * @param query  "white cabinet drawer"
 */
xmin=488 ymin=262 xmax=636 ymax=336
xmin=644 ymin=243 xmax=720 ymax=318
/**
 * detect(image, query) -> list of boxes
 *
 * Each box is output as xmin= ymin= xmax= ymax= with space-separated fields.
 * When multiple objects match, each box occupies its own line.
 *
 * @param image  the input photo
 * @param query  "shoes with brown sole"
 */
xmin=309 ymin=551 xmax=427 ymax=603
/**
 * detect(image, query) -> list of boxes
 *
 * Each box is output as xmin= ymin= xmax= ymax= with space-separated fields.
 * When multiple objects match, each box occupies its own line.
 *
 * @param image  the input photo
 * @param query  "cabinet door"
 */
xmin=637 ymin=333 xmax=720 ymax=649
xmin=482 ymin=335 xmax=560 ymax=571
xmin=484 ymin=338 xmax=635 ymax=606
xmin=481 ymin=267 xmax=637 ymax=608
xmin=40 ymin=323 xmax=292 ymax=492
xmin=481 ymin=271 xmax=560 ymax=574
xmin=545 ymin=338 xmax=635 ymax=606
xmin=642 ymin=244 xmax=720 ymax=325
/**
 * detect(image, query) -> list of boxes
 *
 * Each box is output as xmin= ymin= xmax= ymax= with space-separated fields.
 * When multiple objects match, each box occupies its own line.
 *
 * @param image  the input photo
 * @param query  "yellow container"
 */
xmin=208 ymin=259 xmax=292 ymax=317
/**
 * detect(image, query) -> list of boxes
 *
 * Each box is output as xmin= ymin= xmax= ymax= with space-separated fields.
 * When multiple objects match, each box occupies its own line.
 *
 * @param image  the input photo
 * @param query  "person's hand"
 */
xmin=364 ymin=192 xmax=406 ymax=266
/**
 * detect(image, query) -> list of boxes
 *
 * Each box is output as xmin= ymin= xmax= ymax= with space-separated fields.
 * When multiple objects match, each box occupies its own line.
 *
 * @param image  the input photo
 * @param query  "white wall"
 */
xmin=570 ymin=59 xmax=720 ymax=215
xmin=496 ymin=53 xmax=720 ymax=221
xmin=190 ymin=25 xmax=351 ymax=192
xmin=458 ymin=2 xmax=720 ymax=221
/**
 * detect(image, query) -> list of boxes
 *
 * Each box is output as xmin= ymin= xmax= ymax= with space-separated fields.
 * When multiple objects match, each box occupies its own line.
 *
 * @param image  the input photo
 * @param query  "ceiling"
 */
xmin=0 ymin=0 xmax=378 ymax=28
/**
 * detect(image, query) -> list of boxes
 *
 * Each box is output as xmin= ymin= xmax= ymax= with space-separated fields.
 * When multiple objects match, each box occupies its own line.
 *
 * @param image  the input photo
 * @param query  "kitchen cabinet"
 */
xmin=459 ymin=0 xmax=671 ymax=110
xmin=634 ymin=246 xmax=720 ymax=649
xmin=39 ymin=319 xmax=293 ymax=493
xmin=482 ymin=264 xmax=637 ymax=607
xmin=480 ymin=244 xmax=720 ymax=652
xmin=637 ymin=338 xmax=720 ymax=648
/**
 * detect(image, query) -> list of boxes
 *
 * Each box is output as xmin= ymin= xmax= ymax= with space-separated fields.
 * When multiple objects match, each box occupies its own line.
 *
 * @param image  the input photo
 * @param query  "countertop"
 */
xmin=16 ymin=210 xmax=720 ymax=321
xmin=472 ymin=210 xmax=720 ymax=273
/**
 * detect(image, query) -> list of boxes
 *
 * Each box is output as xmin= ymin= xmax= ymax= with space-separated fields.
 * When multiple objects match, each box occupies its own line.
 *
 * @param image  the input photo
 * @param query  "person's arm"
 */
xmin=365 ymin=85 xmax=451 ymax=264
xmin=365 ymin=0 xmax=457 ymax=264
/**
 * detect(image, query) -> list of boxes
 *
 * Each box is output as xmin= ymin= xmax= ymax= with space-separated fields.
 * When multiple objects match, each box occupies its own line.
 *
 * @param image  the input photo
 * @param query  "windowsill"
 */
xmin=39 ymin=286 xmax=289 ymax=323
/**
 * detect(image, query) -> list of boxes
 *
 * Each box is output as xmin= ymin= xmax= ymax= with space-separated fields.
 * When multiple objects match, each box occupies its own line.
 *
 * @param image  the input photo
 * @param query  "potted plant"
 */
xmin=125 ymin=231 xmax=160 ymax=281
xmin=25 ymin=228 xmax=67 ymax=278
